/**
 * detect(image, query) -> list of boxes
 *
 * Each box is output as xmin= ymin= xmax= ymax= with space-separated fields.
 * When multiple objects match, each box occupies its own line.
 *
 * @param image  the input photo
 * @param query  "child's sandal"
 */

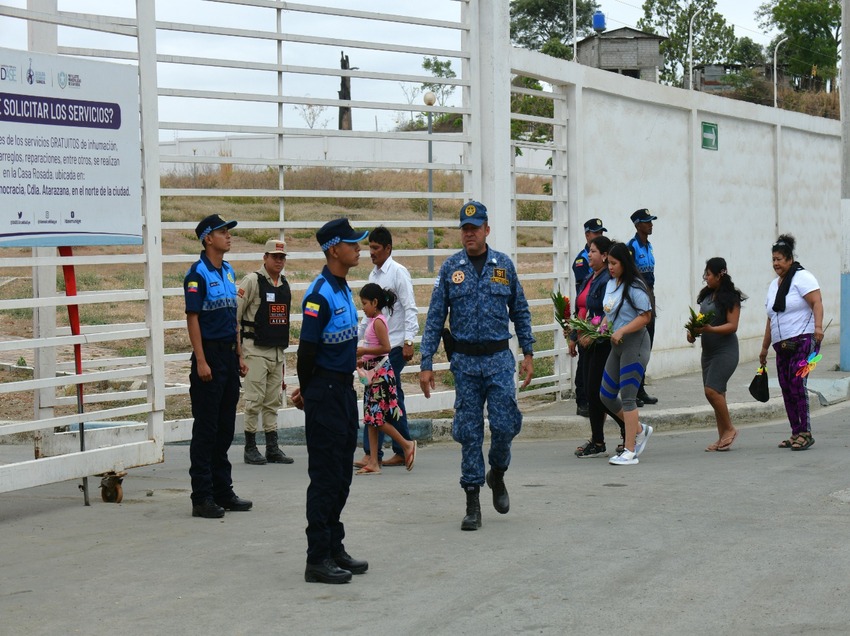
xmin=790 ymin=433 xmax=814 ymax=451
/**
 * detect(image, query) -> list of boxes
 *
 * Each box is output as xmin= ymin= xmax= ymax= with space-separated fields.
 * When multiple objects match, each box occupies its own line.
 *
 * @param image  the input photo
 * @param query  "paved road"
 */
xmin=2 ymin=400 xmax=850 ymax=635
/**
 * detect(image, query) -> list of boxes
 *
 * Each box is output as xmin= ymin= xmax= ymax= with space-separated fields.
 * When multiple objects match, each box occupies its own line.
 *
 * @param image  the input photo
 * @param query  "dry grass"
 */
xmin=1 ymin=167 xmax=560 ymax=425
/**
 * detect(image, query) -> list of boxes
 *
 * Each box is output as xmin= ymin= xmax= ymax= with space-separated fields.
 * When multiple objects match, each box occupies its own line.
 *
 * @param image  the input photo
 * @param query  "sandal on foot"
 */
xmin=778 ymin=438 xmax=794 ymax=449
xmin=717 ymin=429 xmax=738 ymax=452
xmin=790 ymin=433 xmax=814 ymax=451
xmin=705 ymin=440 xmax=721 ymax=452
xmin=355 ymin=465 xmax=381 ymax=475
xmin=405 ymin=440 xmax=417 ymax=471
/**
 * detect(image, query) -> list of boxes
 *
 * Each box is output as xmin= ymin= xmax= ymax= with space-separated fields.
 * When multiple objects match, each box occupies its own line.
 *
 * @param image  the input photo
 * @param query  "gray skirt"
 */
xmin=701 ymin=333 xmax=738 ymax=393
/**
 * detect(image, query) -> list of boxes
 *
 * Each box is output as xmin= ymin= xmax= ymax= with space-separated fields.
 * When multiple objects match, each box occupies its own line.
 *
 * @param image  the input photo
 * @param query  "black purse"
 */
xmin=748 ymin=366 xmax=769 ymax=402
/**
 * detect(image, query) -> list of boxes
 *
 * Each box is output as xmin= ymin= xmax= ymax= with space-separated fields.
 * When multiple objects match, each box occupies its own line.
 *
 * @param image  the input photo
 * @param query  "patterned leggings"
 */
xmin=600 ymin=328 xmax=651 ymax=414
xmin=773 ymin=333 xmax=815 ymax=436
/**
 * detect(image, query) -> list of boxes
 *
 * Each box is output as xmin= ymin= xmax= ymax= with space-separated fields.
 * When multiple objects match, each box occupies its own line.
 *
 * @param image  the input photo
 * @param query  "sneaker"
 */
xmin=609 ymin=449 xmax=638 ymax=465
xmin=575 ymin=440 xmax=608 ymax=458
xmin=635 ymin=423 xmax=653 ymax=457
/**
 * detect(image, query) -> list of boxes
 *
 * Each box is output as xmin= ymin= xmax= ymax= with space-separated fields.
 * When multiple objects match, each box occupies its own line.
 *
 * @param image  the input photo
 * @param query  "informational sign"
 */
xmin=701 ymin=122 xmax=718 ymax=151
xmin=0 ymin=47 xmax=142 ymax=247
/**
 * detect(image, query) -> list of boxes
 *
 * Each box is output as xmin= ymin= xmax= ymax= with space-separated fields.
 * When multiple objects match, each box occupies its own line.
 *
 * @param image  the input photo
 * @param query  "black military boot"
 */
xmin=486 ymin=467 xmax=510 ymax=514
xmin=265 ymin=430 xmax=294 ymax=464
xmin=461 ymin=485 xmax=482 ymax=531
xmin=244 ymin=432 xmax=267 ymax=465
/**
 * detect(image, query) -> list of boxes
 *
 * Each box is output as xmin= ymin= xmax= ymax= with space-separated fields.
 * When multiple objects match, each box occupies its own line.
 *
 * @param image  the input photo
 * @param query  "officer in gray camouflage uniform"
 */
xmin=419 ymin=201 xmax=535 ymax=531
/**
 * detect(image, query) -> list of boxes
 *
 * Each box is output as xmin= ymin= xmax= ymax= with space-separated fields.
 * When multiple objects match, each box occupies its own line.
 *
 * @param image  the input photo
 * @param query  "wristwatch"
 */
xmin=404 ymin=339 xmax=414 ymax=346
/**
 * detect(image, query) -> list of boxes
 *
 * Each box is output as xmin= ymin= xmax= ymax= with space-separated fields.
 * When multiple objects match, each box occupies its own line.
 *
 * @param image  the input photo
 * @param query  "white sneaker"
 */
xmin=609 ymin=449 xmax=638 ymax=465
xmin=635 ymin=423 xmax=653 ymax=457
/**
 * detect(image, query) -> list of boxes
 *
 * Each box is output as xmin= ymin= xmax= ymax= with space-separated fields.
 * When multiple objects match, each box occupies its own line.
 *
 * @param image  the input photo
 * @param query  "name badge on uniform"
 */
xmin=491 ymin=267 xmax=509 ymax=285
xmin=266 ymin=292 xmax=276 ymax=302
xmin=334 ymin=307 xmax=346 ymax=316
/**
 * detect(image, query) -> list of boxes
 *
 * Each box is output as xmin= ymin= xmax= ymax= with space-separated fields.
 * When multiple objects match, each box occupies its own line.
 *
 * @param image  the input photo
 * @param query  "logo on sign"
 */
xmin=0 ymin=65 xmax=17 ymax=82
xmin=57 ymin=71 xmax=67 ymax=89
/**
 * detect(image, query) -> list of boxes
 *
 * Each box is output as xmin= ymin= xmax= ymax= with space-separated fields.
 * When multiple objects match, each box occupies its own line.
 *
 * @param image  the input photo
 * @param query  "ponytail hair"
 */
xmin=360 ymin=282 xmax=397 ymax=314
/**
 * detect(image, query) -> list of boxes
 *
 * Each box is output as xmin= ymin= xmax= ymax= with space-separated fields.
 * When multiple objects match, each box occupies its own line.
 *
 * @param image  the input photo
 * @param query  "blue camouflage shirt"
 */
xmin=420 ymin=246 xmax=534 ymax=372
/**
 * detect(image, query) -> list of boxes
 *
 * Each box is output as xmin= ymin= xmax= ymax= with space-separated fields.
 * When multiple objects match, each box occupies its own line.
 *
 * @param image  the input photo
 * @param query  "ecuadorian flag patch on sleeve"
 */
xmin=304 ymin=301 xmax=320 ymax=318
xmin=187 ymin=281 xmax=199 ymax=293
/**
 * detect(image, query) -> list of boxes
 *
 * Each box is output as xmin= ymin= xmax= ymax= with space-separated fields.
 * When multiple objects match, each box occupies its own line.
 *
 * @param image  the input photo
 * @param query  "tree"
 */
xmin=637 ymin=0 xmax=735 ymax=86
xmin=757 ymin=0 xmax=840 ymax=90
xmin=728 ymin=36 xmax=766 ymax=67
xmin=421 ymin=57 xmax=456 ymax=107
xmin=510 ymin=0 xmax=600 ymax=60
xmin=294 ymin=99 xmax=330 ymax=129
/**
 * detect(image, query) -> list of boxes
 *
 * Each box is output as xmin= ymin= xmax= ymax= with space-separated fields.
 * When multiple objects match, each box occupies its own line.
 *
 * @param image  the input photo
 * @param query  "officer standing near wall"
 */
xmin=419 ymin=201 xmax=535 ymax=531
xmin=184 ymin=214 xmax=251 ymax=519
xmin=571 ymin=218 xmax=607 ymax=417
xmin=290 ymin=218 xmax=369 ymax=584
xmin=237 ymin=238 xmax=294 ymax=465
xmin=627 ymin=208 xmax=659 ymax=406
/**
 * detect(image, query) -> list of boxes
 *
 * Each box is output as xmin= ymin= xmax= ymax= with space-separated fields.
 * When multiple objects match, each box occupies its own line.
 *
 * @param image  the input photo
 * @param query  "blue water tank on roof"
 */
xmin=593 ymin=11 xmax=606 ymax=33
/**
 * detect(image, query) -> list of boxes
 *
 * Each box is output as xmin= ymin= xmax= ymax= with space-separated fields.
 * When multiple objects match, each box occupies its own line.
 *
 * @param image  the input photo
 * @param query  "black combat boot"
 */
xmin=486 ymin=467 xmax=510 ymax=514
xmin=461 ymin=485 xmax=482 ymax=531
xmin=265 ymin=430 xmax=294 ymax=464
xmin=244 ymin=432 xmax=267 ymax=465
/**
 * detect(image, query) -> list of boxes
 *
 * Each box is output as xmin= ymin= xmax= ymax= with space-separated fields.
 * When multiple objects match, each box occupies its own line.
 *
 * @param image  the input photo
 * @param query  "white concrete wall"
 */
xmin=514 ymin=49 xmax=841 ymax=378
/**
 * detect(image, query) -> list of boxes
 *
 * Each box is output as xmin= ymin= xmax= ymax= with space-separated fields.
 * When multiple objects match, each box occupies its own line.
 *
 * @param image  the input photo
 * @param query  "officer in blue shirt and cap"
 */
xmin=627 ymin=208 xmax=659 ymax=406
xmin=291 ymin=217 xmax=370 ymax=584
xmin=419 ymin=201 xmax=535 ymax=531
xmin=184 ymin=214 xmax=251 ymax=519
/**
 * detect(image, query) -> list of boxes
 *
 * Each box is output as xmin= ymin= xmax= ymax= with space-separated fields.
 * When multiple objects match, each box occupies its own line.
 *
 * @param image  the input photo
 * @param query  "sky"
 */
xmin=0 ymin=1 xmax=776 ymax=134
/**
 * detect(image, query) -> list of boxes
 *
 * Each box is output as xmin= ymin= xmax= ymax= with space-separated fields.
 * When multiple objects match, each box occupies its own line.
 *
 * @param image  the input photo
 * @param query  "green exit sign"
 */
xmin=702 ymin=122 xmax=718 ymax=151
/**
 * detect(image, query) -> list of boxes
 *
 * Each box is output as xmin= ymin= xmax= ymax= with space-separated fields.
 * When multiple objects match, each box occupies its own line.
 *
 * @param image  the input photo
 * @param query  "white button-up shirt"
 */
xmin=358 ymin=255 xmax=419 ymax=348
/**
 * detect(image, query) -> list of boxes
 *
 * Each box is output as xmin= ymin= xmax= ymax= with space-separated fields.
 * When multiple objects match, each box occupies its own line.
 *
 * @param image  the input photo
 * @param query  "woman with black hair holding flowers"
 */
xmin=687 ymin=257 xmax=746 ymax=451
xmin=759 ymin=234 xmax=824 ymax=451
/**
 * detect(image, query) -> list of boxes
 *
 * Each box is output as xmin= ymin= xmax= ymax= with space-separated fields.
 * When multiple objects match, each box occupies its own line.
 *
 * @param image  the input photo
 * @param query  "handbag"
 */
xmin=357 ymin=355 xmax=389 ymax=385
xmin=748 ymin=366 xmax=769 ymax=402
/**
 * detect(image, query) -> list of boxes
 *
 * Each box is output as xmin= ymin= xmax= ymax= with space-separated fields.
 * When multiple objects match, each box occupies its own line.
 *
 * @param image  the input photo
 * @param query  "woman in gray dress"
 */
xmin=687 ymin=257 xmax=746 ymax=451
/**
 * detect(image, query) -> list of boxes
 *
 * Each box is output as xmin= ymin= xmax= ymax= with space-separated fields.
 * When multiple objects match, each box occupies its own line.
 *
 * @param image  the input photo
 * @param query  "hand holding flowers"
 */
xmin=685 ymin=307 xmax=715 ymax=339
xmin=569 ymin=314 xmax=611 ymax=346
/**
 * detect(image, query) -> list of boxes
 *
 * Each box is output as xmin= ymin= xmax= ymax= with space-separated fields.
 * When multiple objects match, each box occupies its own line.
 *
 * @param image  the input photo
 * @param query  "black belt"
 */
xmin=315 ymin=368 xmax=354 ymax=385
xmin=453 ymin=339 xmax=510 ymax=356
xmin=202 ymin=340 xmax=236 ymax=351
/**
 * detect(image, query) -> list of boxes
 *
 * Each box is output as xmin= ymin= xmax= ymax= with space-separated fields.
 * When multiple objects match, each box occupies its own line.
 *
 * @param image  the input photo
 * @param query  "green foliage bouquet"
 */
xmin=685 ymin=307 xmax=715 ymax=338
xmin=551 ymin=289 xmax=571 ymax=330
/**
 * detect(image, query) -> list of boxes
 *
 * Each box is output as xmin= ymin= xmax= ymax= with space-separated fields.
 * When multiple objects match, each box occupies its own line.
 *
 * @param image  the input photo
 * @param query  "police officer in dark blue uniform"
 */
xmin=290 ymin=218 xmax=369 ymax=584
xmin=184 ymin=214 xmax=251 ymax=519
xmin=571 ymin=218 xmax=607 ymax=417
xmin=419 ymin=201 xmax=535 ymax=531
xmin=628 ymin=208 xmax=659 ymax=406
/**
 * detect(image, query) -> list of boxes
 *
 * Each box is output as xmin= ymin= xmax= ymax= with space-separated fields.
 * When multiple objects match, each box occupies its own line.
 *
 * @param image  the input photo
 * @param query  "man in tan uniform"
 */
xmin=237 ymin=238 xmax=294 ymax=465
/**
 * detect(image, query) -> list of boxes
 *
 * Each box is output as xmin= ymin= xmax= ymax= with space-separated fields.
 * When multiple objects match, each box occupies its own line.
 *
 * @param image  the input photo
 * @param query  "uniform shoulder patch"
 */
xmin=491 ymin=267 xmax=509 ymax=285
xmin=304 ymin=301 xmax=320 ymax=318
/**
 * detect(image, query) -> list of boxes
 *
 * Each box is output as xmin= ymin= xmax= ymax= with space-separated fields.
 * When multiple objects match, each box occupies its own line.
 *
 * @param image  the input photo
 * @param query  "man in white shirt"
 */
xmin=355 ymin=226 xmax=419 ymax=468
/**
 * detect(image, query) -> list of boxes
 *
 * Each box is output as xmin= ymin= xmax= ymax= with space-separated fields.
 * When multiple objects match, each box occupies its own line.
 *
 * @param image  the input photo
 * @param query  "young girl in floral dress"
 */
xmin=356 ymin=283 xmax=416 ymax=475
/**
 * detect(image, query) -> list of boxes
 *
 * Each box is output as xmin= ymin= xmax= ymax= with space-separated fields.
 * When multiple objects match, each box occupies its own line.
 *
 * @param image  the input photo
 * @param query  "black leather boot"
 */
xmin=265 ymin=430 xmax=294 ymax=464
xmin=486 ymin=467 xmax=510 ymax=514
xmin=461 ymin=485 xmax=482 ymax=531
xmin=244 ymin=432 xmax=267 ymax=465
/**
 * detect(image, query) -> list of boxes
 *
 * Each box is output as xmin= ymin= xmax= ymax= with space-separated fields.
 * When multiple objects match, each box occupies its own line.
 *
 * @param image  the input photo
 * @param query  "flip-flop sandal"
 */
xmin=717 ymin=430 xmax=738 ymax=452
xmin=705 ymin=440 xmax=721 ymax=452
xmin=405 ymin=440 xmax=417 ymax=471
xmin=353 ymin=457 xmax=369 ymax=468
xmin=355 ymin=466 xmax=381 ymax=475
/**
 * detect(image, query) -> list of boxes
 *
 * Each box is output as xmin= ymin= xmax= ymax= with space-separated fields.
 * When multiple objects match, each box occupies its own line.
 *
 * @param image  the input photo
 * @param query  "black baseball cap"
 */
xmin=316 ymin=218 xmax=368 ymax=251
xmin=630 ymin=209 xmax=658 ymax=224
xmin=196 ymin=214 xmax=237 ymax=242
xmin=584 ymin=218 xmax=607 ymax=233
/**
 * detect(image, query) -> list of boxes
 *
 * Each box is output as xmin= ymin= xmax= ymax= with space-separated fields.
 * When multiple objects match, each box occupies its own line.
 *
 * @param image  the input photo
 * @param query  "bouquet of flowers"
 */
xmin=568 ymin=314 xmax=611 ymax=342
xmin=551 ymin=288 xmax=571 ymax=330
xmin=685 ymin=307 xmax=715 ymax=338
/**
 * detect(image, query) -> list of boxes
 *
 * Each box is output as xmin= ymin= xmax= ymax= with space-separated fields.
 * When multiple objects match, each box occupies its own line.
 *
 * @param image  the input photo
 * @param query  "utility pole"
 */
xmin=338 ymin=51 xmax=352 ymax=131
xmin=841 ymin=0 xmax=850 ymax=369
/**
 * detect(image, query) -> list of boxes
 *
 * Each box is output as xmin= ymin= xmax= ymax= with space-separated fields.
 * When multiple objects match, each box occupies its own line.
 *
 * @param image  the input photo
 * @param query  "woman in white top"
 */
xmin=758 ymin=234 xmax=824 ymax=451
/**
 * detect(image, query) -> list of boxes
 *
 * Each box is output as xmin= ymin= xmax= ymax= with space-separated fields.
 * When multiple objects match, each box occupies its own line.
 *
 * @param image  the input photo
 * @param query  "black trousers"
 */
xmin=304 ymin=373 xmax=359 ymax=564
xmin=189 ymin=343 xmax=240 ymax=504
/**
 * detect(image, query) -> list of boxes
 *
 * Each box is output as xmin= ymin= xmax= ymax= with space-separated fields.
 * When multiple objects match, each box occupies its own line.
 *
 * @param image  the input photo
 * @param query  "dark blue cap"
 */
xmin=459 ymin=201 xmax=488 ymax=227
xmin=584 ymin=218 xmax=607 ymax=233
xmin=630 ymin=208 xmax=657 ymax=224
xmin=196 ymin=214 xmax=237 ymax=242
xmin=316 ymin=218 xmax=368 ymax=251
